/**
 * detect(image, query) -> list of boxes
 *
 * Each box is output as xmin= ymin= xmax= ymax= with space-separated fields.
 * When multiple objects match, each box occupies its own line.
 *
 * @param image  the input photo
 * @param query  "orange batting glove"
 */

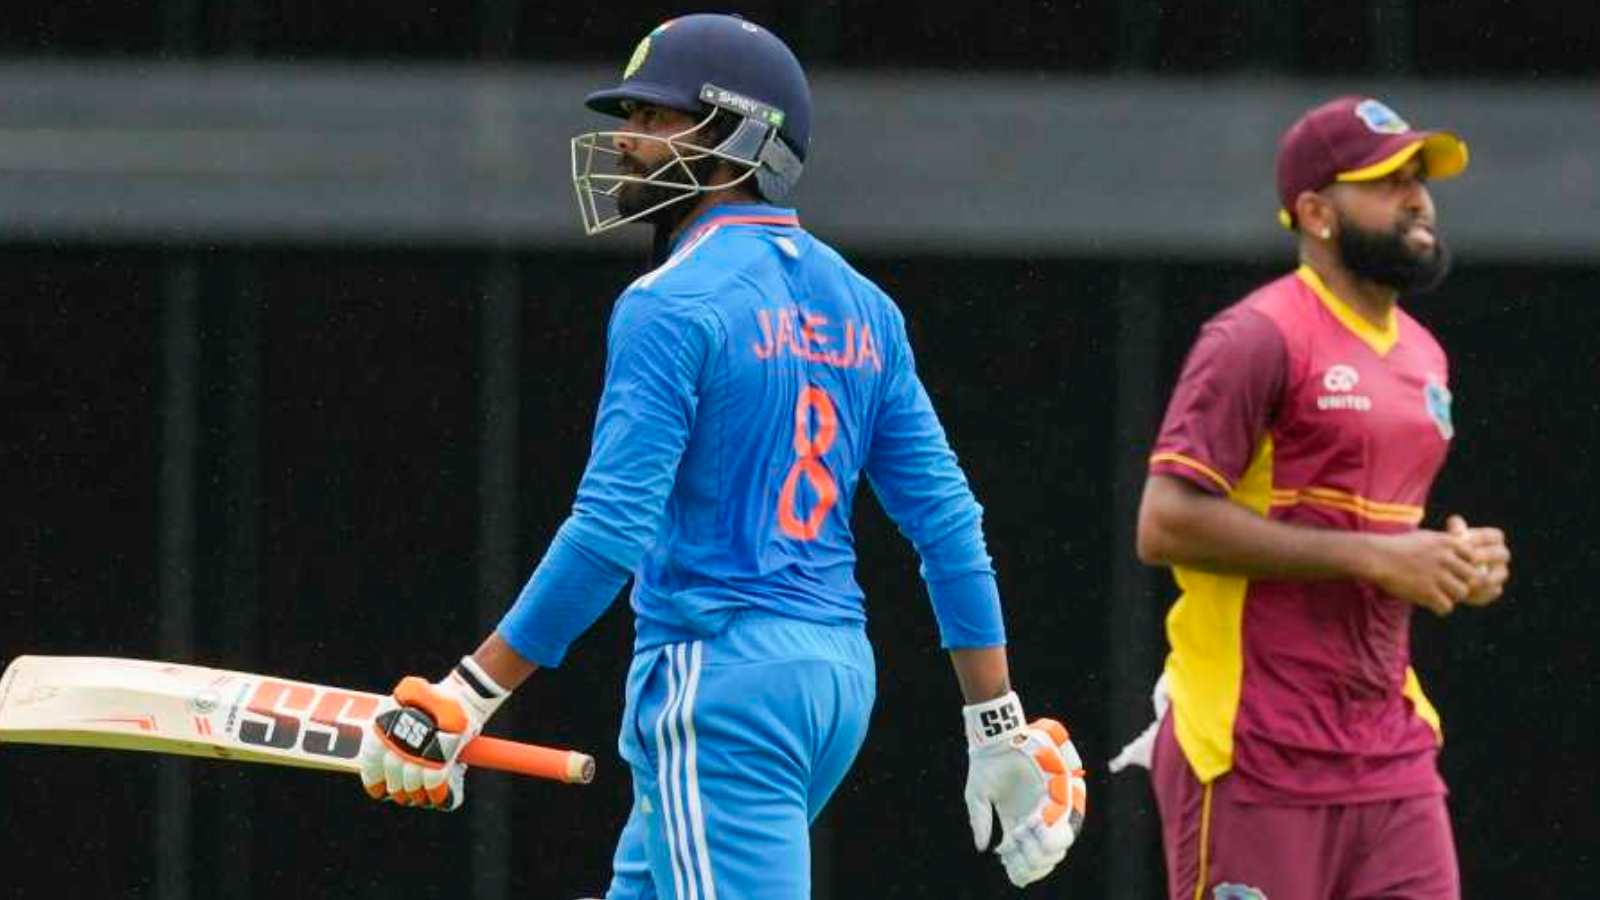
xmin=357 ymin=656 xmax=509 ymax=811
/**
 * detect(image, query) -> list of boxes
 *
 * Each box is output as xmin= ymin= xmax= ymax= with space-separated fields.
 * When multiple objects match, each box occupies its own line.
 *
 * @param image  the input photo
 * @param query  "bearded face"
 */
xmin=612 ymin=110 xmax=735 ymax=230
xmin=1334 ymin=207 xmax=1453 ymax=295
xmin=614 ymin=148 xmax=722 ymax=227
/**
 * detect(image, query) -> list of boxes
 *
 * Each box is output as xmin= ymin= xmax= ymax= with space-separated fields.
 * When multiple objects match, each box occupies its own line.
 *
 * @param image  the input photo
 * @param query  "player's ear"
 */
xmin=1295 ymin=191 xmax=1335 ymax=241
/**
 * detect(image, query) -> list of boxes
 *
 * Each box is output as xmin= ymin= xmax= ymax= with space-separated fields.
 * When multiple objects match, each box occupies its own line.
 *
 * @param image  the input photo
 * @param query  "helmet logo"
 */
xmin=700 ymin=83 xmax=785 ymax=129
xmin=1355 ymin=99 xmax=1410 ymax=135
xmin=624 ymin=19 xmax=676 ymax=80
xmin=623 ymin=37 xmax=651 ymax=79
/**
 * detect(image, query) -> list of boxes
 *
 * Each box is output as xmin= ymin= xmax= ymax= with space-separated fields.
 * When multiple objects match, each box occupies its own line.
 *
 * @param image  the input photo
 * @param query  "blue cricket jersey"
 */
xmin=498 ymin=203 xmax=1004 ymax=665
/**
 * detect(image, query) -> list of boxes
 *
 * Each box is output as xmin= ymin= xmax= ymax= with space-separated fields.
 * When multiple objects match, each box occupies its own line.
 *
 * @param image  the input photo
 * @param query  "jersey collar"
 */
xmin=1295 ymin=264 xmax=1400 ymax=356
xmin=670 ymin=202 xmax=800 ymax=253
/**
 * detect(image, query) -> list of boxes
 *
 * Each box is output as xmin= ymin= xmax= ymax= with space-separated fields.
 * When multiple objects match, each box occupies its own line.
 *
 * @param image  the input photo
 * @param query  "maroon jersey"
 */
xmin=1149 ymin=265 xmax=1455 ymax=804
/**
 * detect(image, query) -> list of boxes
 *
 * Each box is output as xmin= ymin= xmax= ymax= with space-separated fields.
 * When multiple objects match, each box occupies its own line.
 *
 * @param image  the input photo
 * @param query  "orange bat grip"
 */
xmin=460 ymin=735 xmax=595 ymax=784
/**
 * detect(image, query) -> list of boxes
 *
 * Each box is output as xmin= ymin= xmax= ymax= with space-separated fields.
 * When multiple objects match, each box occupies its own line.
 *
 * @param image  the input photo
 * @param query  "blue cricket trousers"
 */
xmin=603 ymin=612 xmax=875 ymax=900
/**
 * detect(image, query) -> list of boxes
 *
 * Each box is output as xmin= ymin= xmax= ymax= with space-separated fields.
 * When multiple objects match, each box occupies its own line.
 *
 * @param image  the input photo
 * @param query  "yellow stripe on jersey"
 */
xmin=1190 ymin=783 xmax=1215 ymax=900
xmin=1150 ymin=452 xmax=1234 ymax=494
xmin=1403 ymin=665 xmax=1443 ymax=743
xmin=1296 ymin=265 xmax=1399 ymax=356
xmin=1163 ymin=436 xmax=1274 ymax=783
xmin=1269 ymin=486 xmax=1425 ymax=525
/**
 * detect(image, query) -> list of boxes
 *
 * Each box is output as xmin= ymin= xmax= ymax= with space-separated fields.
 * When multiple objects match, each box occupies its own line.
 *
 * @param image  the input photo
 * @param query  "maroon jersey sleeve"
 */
xmin=1149 ymin=305 xmax=1286 ymax=495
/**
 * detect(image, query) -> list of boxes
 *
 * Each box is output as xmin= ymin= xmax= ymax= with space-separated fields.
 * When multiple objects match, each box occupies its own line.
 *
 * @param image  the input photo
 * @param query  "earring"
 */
xmin=1320 ymin=227 xmax=1332 ymax=239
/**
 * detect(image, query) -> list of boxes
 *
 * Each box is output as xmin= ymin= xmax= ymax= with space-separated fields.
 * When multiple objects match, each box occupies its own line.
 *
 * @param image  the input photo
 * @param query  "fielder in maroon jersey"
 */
xmin=1128 ymin=96 xmax=1513 ymax=900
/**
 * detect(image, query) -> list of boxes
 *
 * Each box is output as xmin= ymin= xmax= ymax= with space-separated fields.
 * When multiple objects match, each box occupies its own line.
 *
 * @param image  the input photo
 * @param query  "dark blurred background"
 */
xmin=1 ymin=2 xmax=1596 ymax=899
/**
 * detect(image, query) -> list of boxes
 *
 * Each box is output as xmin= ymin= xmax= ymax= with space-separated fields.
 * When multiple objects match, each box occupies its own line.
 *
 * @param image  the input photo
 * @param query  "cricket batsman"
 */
xmin=1120 ymin=96 xmax=1512 ymax=900
xmin=356 ymin=13 xmax=1087 ymax=897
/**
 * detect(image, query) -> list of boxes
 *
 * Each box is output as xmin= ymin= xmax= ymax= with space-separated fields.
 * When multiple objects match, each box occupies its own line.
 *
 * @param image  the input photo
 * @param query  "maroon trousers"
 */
xmin=1150 ymin=713 xmax=1460 ymax=900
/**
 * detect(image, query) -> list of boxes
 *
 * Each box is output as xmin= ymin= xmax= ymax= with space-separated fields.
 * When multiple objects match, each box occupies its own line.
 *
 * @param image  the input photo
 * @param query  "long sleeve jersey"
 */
xmin=499 ymin=203 xmax=1004 ymax=664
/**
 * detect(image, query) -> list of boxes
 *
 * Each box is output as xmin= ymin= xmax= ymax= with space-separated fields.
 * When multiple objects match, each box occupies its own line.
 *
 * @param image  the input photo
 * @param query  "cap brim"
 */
xmin=585 ymin=82 xmax=703 ymax=119
xmin=1419 ymin=131 xmax=1469 ymax=180
xmin=1336 ymin=131 xmax=1470 ymax=183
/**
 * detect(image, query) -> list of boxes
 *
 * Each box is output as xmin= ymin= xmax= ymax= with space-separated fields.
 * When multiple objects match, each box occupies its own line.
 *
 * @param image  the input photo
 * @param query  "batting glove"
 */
xmin=963 ymin=692 xmax=1088 ymax=887
xmin=358 ymin=656 xmax=509 ymax=811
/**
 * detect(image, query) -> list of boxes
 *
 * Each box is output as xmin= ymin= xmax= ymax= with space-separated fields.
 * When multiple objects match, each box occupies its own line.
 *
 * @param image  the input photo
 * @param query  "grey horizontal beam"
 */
xmin=0 ymin=61 xmax=1593 ymax=261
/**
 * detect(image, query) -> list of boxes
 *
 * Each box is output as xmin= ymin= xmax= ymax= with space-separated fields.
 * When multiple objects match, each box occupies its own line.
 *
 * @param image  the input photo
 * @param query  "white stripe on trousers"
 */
xmin=653 ymin=642 xmax=717 ymax=900
xmin=680 ymin=642 xmax=718 ymax=900
xmin=652 ymin=646 xmax=691 ymax=896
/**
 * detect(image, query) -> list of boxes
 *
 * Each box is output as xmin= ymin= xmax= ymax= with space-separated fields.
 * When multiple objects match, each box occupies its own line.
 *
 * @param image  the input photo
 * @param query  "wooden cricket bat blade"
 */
xmin=0 ymin=655 xmax=593 ymax=785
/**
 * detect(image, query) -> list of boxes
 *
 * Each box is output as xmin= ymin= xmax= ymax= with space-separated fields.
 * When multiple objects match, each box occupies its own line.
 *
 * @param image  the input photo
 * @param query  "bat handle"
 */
xmin=460 ymin=735 xmax=595 ymax=784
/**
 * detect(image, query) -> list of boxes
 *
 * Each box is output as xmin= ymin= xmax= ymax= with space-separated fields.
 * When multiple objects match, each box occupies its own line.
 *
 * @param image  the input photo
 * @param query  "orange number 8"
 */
xmin=777 ymin=386 xmax=839 ymax=541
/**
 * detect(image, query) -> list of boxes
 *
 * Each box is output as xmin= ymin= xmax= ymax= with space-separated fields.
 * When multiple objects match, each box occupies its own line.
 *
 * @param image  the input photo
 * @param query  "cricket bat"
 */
xmin=0 ymin=655 xmax=594 ymax=784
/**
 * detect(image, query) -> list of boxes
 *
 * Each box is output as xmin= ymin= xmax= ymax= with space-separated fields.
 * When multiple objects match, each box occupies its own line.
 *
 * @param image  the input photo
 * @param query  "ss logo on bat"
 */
xmin=237 ymin=679 xmax=377 ymax=759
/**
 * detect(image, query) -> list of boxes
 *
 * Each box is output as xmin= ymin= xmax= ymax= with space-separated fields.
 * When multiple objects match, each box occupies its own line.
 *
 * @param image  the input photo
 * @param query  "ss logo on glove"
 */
xmin=387 ymin=709 xmax=434 ymax=753
xmin=964 ymin=693 xmax=1088 ymax=887
xmin=980 ymin=704 xmax=1022 ymax=739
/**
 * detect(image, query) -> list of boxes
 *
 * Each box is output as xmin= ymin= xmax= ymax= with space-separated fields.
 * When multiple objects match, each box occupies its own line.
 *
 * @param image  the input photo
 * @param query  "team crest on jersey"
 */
xmin=1214 ymin=884 xmax=1267 ymax=900
xmin=1355 ymin=99 xmax=1410 ymax=135
xmin=1425 ymin=377 xmax=1454 ymax=440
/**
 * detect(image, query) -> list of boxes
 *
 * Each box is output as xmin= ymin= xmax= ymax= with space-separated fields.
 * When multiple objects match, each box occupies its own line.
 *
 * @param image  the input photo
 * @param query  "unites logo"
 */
xmin=1317 ymin=364 xmax=1372 ymax=411
xmin=1355 ymin=99 xmax=1410 ymax=135
xmin=1214 ymin=884 xmax=1268 ymax=900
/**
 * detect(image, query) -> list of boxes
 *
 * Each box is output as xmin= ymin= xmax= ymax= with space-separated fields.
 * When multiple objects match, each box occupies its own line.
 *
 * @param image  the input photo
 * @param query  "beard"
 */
xmin=614 ymin=149 xmax=722 ymax=231
xmin=1334 ymin=210 xmax=1453 ymax=295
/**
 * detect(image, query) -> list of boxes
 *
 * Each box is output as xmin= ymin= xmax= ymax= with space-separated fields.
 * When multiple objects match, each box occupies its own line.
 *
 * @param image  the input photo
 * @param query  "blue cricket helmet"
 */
xmin=585 ymin=14 xmax=811 ymax=200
